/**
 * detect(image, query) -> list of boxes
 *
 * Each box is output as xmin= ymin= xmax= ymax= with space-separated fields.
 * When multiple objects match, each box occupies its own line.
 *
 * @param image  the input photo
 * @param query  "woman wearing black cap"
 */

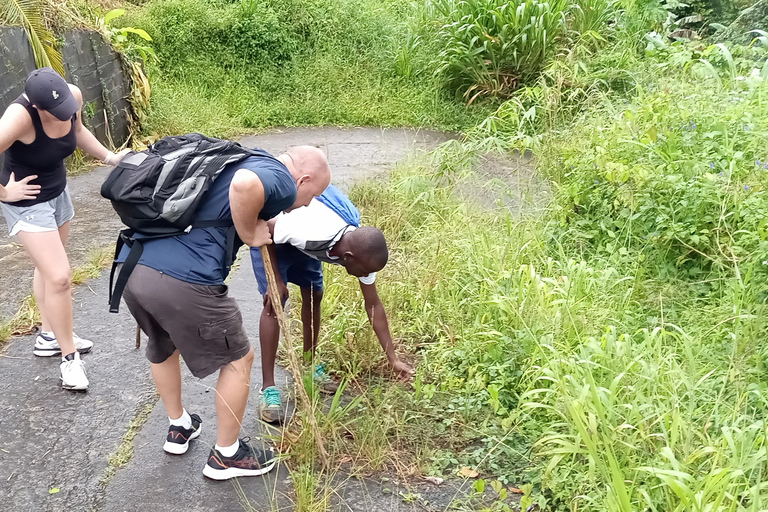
xmin=0 ymin=67 xmax=129 ymax=391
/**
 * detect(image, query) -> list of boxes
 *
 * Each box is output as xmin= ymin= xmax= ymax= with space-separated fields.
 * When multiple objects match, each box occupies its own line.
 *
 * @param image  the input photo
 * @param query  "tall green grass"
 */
xmin=313 ymin=144 xmax=768 ymax=510
xmin=432 ymin=0 xmax=569 ymax=103
xmin=119 ymin=0 xmax=489 ymax=137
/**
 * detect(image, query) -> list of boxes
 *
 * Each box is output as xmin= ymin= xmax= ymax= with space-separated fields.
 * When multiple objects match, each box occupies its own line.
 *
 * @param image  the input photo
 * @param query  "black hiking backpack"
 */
xmin=101 ymin=133 xmax=269 ymax=313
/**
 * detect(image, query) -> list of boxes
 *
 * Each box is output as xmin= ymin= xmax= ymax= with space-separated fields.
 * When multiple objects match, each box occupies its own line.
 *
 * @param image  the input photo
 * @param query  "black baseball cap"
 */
xmin=25 ymin=67 xmax=79 ymax=121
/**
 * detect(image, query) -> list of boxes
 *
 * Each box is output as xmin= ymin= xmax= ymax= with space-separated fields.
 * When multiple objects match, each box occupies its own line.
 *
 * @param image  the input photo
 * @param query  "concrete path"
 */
xmin=0 ymin=127 xmax=454 ymax=511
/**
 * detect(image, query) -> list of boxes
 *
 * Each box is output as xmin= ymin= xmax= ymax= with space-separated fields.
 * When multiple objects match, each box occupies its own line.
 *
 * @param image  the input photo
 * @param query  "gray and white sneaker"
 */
xmin=34 ymin=332 xmax=94 ymax=357
xmin=60 ymin=352 xmax=89 ymax=391
xmin=202 ymin=438 xmax=276 ymax=480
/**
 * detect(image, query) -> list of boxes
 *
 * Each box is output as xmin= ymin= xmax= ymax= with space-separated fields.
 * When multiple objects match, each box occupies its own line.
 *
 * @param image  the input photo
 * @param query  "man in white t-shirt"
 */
xmin=250 ymin=186 xmax=414 ymax=424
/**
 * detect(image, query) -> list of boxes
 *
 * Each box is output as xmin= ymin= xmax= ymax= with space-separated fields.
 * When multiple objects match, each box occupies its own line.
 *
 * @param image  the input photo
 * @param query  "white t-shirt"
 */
xmin=273 ymin=199 xmax=376 ymax=285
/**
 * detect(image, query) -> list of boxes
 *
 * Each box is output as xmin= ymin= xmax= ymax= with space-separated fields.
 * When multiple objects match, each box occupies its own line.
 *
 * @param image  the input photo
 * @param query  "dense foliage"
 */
xmin=295 ymin=0 xmax=768 ymax=510
xmin=117 ymin=0 xmax=488 ymax=136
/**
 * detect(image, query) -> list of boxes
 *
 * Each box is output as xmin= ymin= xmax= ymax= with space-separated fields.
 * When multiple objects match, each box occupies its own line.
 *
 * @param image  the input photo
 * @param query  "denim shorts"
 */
xmin=0 ymin=186 xmax=74 ymax=236
xmin=251 ymin=243 xmax=324 ymax=295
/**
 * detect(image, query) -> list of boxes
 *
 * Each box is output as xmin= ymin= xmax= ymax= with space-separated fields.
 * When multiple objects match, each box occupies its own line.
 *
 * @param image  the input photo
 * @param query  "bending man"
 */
xmin=251 ymin=184 xmax=413 ymax=423
xmin=119 ymin=145 xmax=329 ymax=479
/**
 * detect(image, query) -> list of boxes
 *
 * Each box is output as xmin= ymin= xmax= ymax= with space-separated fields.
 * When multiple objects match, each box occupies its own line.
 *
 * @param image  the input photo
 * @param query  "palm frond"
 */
xmin=0 ymin=0 xmax=64 ymax=76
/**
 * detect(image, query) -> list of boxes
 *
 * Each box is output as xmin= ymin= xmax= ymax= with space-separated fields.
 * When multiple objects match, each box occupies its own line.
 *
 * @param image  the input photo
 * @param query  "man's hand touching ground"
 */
xmin=390 ymin=358 xmax=415 ymax=380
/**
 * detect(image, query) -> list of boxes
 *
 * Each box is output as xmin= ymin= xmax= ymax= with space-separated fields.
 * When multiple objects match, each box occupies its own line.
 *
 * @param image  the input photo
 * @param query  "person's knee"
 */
xmin=260 ymin=304 xmax=280 ymax=326
xmin=230 ymin=348 xmax=255 ymax=373
xmin=302 ymin=287 xmax=324 ymax=305
xmin=46 ymin=268 xmax=72 ymax=294
xmin=219 ymin=348 xmax=255 ymax=379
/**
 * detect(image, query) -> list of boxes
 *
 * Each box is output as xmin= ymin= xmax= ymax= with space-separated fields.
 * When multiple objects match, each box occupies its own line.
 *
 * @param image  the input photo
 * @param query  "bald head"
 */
xmin=281 ymin=146 xmax=331 ymax=210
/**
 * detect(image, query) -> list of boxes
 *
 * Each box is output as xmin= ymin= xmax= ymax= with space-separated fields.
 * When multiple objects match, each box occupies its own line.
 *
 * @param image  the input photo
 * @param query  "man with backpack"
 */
xmin=108 ymin=139 xmax=330 ymax=480
xmin=251 ymin=185 xmax=414 ymax=423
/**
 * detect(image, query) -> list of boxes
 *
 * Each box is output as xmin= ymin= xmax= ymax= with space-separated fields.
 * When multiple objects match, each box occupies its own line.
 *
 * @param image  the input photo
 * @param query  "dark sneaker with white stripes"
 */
xmin=163 ymin=414 xmax=202 ymax=455
xmin=202 ymin=438 xmax=276 ymax=480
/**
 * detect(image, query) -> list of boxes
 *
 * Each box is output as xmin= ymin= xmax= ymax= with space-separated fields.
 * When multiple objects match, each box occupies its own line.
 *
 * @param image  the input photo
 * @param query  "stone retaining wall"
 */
xmin=0 ymin=27 xmax=133 ymax=169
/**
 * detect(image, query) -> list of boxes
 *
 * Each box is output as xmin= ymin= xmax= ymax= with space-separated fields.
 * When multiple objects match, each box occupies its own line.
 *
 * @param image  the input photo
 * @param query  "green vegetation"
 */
xmin=313 ymin=134 xmax=768 ymax=510
xmin=433 ymin=0 xmax=569 ymax=102
xmin=100 ymin=400 xmax=158 ymax=485
xmin=117 ymin=0 xmax=489 ymax=137
xmin=0 ymin=0 xmax=64 ymax=74
xmin=0 ymin=294 xmax=40 ymax=343
xmin=17 ymin=0 xmax=768 ymax=509
xmin=244 ymin=0 xmax=768 ymax=511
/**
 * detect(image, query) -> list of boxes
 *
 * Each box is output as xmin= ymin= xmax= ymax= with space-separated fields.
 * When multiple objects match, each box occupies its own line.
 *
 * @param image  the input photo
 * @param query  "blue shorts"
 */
xmin=251 ymin=244 xmax=324 ymax=295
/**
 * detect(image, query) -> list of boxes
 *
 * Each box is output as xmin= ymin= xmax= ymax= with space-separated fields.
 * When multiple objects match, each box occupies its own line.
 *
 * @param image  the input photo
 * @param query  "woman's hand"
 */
xmin=0 ymin=173 xmax=40 ymax=203
xmin=104 ymin=148 xmax=132 ymax=166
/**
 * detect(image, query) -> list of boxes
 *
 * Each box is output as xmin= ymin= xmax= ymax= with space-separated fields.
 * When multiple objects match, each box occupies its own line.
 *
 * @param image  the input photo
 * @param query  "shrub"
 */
xmin=128 ymin=0 xmax=297 ymax=74
xmin=540 ymin=42 xmax=768 ymax=282
xmin=431 ymin=0 xmax=569 ymax=103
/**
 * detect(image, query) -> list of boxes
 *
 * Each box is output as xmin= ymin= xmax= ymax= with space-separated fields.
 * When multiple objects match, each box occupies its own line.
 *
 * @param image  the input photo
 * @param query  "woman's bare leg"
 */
xmin=37 ymin=221 xmax=70 ymax=333
xmin=17 ymin=229 xmax=75 ymax=356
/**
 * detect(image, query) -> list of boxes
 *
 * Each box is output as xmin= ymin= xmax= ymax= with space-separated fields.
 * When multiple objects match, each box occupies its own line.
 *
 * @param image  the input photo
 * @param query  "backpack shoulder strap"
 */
xmin=108 ymin=229 xmax=143 ymax=313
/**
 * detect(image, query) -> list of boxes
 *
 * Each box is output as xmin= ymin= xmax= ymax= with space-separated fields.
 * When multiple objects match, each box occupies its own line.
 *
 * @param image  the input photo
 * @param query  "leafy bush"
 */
xmin=129 ymin=0 xmax=297 ymax=73
xmin=543 ymin=41 xmax=768 ymax=281
xmin=431 ymin=0 xmax=569 ymax=103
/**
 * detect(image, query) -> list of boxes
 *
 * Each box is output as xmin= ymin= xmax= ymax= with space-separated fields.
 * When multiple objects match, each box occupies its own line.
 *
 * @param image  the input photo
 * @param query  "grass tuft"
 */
xmin=100 ymin=400 xmax=157 ymax=485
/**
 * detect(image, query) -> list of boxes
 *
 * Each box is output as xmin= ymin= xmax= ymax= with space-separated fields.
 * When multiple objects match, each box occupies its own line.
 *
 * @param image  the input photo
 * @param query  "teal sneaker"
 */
xmin=314 ymin=363 xmax=339 ymax=395
xmin=259 ymin=386 xmax=285 ymax=424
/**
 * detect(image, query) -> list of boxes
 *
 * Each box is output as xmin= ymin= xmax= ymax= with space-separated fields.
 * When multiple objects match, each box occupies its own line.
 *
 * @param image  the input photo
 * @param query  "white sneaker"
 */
xmin=34 ymin=332 xmax=94 ymax=357
xmin=60 ymin=352 xmax=89 ymax=391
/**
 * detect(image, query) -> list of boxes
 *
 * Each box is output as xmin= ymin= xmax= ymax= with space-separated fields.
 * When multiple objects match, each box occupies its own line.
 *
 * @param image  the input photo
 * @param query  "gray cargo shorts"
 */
xmin=122 ymin=264 xmax=252 ymax=378
xmin=0 ymin=186 xmax=74 ymax=236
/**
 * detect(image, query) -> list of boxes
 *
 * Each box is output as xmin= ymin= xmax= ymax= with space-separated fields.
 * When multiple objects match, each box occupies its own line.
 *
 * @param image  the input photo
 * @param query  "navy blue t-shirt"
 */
xmin=118 ymin=155 xmax=296 ymax=285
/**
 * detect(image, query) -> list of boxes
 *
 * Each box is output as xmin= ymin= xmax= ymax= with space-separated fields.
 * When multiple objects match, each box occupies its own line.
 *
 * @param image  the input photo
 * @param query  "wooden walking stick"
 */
xmin=259 ymin=246 xmax=330 ymax=466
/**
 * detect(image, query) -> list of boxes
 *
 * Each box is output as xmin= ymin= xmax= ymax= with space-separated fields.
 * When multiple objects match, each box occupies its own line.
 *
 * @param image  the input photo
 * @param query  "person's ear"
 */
xmin=296 ymin=174 xmax=310 ymax=187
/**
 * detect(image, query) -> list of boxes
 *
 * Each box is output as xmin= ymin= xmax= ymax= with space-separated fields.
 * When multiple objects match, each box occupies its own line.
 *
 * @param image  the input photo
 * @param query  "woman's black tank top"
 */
xmin=0 ymin=94 xmax=77 ymax=207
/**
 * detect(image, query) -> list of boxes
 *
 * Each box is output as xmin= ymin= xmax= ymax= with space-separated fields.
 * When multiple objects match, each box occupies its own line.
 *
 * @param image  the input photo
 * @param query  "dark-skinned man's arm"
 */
xmin=359 ymin=281 xmax=414 ymax=378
